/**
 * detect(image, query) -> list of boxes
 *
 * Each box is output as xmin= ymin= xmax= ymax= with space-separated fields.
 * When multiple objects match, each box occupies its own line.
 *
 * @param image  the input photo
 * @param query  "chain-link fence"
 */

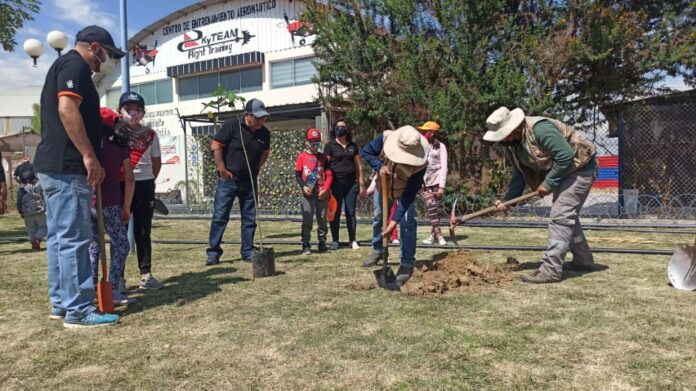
xmin=162 ymin=91 xmax=696 ymax=221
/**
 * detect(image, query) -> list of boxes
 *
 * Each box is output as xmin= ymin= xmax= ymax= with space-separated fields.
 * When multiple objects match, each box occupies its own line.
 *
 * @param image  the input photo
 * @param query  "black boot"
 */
xmin=395 ymin=265 xmax=414 ymax=285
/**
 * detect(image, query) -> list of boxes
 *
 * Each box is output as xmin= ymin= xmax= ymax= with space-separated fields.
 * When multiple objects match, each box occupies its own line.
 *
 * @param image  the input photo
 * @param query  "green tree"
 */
xmin=305 ymin=0 xmax=695 ymax=200
xmin=31 ymin=102 xmax=40 ymax=133
xmin=0 ymin=0 xmax=41 ymax=52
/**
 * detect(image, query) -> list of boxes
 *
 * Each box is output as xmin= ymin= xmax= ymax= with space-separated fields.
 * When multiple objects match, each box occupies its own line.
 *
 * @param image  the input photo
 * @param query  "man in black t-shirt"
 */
xmin=35 ymin=25 xmax=126 ymax=328
xmin=205 ymin=98 xmax=271 ymax=265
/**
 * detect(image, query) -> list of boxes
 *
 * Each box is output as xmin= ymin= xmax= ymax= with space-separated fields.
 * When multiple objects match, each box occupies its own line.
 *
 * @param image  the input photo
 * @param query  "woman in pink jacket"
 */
xmin=417 ymin=121 xmax=449 ymax=245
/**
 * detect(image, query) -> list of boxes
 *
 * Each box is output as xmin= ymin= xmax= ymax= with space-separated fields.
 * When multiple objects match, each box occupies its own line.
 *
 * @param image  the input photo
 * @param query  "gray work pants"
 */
xmin=300 ymin=193 xmax=328 ymax=247
xmin=539 ymin=165 xmax=597 ymax=278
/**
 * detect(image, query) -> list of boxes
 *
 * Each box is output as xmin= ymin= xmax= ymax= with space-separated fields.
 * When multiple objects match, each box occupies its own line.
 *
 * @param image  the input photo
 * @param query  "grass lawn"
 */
xmin=1 ymin=212 xmax=695 ymax=390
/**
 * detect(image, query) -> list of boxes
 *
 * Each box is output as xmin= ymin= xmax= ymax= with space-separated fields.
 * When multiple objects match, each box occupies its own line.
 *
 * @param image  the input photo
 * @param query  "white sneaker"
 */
xmin=351 ymin=241 xmax=360 ymax=250
xmin=391 ymin=239 xmax=400 ymax=245
xmin=331 ymin=241 xmax=340 ymax=250
xmin=422 ymin=236 xmax=434 ymax=245
xmin=437 ymin=236 xmax=447 ymax=246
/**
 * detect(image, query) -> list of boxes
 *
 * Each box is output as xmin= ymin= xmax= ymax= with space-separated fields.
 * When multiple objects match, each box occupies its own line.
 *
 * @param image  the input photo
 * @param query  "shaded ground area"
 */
xmin=404 ymin=251 xmax=520 ymax=296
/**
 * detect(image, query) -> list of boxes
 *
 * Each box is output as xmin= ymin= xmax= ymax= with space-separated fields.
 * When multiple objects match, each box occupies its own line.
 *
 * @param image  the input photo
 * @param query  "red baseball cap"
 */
xmin=306 ymin=128 xmax=321 ymax=141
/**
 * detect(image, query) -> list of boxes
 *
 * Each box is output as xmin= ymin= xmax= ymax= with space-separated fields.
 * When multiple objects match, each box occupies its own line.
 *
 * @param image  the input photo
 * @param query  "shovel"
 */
xmin=96 ymin=186 xmax=115 ymax=314
xmin=667 ymin=237 xmax=696 ymax=291
xmin=373 ymin=172 xmax=399 ymax=291
xmin=449 ymin=191 xmax=539 ymax=246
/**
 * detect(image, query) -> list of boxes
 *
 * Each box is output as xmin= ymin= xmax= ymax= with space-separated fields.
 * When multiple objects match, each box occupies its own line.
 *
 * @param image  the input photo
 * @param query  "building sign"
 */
xmin=143 ymin=110 xmax=180 ymax=165
xmin=128 ymin=0 xmax=315 ymax=77
xmin=159 ymin=136 xmax=180 ymax=165
xmin=178 ymin=28 xmax=256 ymax=60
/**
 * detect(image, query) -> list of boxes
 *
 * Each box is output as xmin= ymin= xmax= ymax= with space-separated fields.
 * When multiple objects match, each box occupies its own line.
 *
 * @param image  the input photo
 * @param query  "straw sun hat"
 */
xmin=483 ymin=107 xmax=526 ymax=142
xmin=382 ymin=125 xmax=429 ymax=166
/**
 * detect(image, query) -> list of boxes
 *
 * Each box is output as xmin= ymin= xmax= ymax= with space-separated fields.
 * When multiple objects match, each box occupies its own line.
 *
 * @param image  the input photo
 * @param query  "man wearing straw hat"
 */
xmin=361 ymin=125 xmax=429 ymax=285
xmin=483 ymin=107 xmax=598 ymax=283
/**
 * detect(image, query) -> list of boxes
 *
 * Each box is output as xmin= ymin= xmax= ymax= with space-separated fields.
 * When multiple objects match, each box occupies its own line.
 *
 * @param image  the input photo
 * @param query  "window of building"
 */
xmin=271 ymin=57 xmax=317 ymax=89
xmin=105 ymin=79 xmax=174 ymax=108
xmin=178 ymin=67 xmax=263 ymax=101
xmin=179 ymin=77 xmax=198 ymax=101
xmin=156 ymin=80 xmax=173 ymax=104
xmin=138 ymin=83 xmax=156 ymax=106
xmin=198 ymin=73 xmax=219 ymax=99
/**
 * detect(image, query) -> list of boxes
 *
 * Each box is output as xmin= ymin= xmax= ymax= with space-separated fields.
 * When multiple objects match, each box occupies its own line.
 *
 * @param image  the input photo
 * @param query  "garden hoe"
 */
xmin=96 ymin=187 xmax=115 ymax=314
xmin=374 ymin=172 xmax=399 ymax=291
xmin=449 ymin=191 xmax=540 ymax=247
xmin=667 ymin=236 xmax=696 ymax=291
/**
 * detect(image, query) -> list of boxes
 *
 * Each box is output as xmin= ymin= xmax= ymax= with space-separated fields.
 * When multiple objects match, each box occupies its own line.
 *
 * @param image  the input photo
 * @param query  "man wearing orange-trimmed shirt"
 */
xmin=34 ymin=26 xmax=126 ymax=328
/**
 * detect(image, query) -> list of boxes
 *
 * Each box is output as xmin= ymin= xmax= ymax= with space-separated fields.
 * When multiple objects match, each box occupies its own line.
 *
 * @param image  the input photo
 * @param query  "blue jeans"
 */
xmin=371 ymin=190 xmax=417 ymax=267
xmin=206 ymin=177 xmax=257 ymax=261
xmin=329 ymin=181 xmax=359 ymax=242
xmin=38 ymin=173 xmax=96 ymax=319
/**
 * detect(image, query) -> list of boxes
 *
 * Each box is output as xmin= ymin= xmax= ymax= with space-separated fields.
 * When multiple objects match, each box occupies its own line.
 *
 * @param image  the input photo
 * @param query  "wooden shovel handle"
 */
xmin=96 ymin=186 xmax=108 ymax=280
xmin=381 ymin=172 xmax=390 ymax=253
xmin=457 ymin=191 xmax=539 ymax=223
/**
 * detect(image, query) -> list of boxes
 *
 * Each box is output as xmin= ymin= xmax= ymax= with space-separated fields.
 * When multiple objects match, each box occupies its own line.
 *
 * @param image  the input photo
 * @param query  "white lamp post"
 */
xmin=46 ymin=30 xmax=68 ymax=56
xmin=23 ymin=30 xmax=68 ymax=66
xmin=23 ymin=38 xmax=44 ymax=66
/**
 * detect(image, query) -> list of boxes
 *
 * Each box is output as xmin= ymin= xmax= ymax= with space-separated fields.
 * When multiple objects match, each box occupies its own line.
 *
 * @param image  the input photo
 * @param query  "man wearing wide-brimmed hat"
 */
xmin=360 ymin=125 xmax=429 ymax=285
xmin=483 ymin=107 xmax=598 ymax=283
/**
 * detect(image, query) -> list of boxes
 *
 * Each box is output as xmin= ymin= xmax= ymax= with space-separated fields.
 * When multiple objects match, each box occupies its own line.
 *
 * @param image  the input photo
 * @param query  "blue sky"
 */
xmin=0 ymin=0 xmax=690 ymax=92
xmin=0 ymin=0 xmax=196 ymax=90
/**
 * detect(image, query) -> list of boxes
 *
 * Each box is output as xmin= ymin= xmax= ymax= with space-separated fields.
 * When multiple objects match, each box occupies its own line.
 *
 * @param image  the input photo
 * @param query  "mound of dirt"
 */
xmin=403 ymin=251 xmax=520 ymax=297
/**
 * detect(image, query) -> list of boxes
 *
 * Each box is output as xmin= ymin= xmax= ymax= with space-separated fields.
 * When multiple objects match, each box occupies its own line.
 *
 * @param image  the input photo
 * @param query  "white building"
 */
xmin=0 ymin=86 xmax=42 ymax=184
xmin=96 ymin=0 xmax=322 ymax=195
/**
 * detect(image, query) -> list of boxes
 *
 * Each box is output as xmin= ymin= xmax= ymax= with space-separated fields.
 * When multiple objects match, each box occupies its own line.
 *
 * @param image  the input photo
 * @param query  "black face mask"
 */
xmin=335 ymin=126 xmax=348 ymax=137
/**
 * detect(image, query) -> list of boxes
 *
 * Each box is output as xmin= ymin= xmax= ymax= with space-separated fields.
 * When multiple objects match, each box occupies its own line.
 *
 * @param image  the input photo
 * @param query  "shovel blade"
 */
xmin=373 ymin=266 xmax=400 ymax=291
xmin=97 ymin=279 xmax=115 ymax=313
xmin=668 ymin=245 xmax=696 ymax=291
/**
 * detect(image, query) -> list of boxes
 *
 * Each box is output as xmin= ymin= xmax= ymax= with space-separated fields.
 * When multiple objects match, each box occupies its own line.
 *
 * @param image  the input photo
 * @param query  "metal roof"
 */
xmin=0 ymin=86 xmax=42 ymax=117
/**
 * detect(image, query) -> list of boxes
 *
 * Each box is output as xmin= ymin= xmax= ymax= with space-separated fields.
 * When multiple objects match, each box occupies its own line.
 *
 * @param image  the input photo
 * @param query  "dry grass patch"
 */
xmin=1 ymin=213 xmax=696 ymax=390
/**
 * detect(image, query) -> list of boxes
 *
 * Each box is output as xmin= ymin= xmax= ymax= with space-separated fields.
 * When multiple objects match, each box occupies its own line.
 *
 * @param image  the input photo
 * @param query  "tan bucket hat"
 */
xmin=383 ymin=125 xmax=429 ymax=166
xmin=483 ymin=107 xmax=525 ymax=142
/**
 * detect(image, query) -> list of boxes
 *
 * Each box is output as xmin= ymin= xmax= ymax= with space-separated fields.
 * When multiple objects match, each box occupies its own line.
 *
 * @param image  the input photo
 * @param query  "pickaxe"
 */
xmin=449 ymin=191 xmax=540 ymax=246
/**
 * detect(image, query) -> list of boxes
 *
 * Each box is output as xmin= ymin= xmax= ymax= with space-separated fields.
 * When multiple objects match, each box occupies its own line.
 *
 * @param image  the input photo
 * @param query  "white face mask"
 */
xmin=91 ymin=47 xmax=117 ymax=78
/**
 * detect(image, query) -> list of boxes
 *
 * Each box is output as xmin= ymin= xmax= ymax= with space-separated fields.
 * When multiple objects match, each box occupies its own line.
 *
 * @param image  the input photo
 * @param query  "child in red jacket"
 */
xmin=295 ymin=128 xmax=333 ymax=255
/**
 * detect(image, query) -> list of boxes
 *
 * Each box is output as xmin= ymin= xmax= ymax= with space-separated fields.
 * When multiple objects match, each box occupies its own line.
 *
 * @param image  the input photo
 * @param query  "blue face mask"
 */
xmin=309 ymin=141 xmax=321 ymax=151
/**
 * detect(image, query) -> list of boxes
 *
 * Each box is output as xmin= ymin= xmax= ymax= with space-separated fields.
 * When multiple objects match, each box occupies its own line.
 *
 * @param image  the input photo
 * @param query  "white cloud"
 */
xmin=662 ymin=75 xmax=690 ymax=91
xmin=0 ymin=52 xmax=55 ymax=90
xmin=25 ymin=27 xmax=44 ymax=37
xmin=53 ymin=0 xmax=117 ymax=31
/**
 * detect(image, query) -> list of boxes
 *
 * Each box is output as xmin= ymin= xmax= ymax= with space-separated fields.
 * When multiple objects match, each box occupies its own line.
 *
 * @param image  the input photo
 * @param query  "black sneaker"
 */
xmin=362 ymin=253 xmax=382 ymax=267
xmin=318 ymin=242 xmax=329 ymax=253
xmin=395 ymin=266 xmax=414 ymax=285
xmin=205 ymin=258 xmax=220 ymax=266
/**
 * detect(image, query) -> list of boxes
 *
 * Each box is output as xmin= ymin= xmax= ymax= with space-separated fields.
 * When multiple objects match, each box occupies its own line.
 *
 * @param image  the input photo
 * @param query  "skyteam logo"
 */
xmin=177 ymin=29 xmax=255 ymax=60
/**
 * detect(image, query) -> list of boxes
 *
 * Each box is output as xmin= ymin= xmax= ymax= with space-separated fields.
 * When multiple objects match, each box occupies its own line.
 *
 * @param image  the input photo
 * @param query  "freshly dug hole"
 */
xmin=403 ymin=251 xmax=520 ymax=297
